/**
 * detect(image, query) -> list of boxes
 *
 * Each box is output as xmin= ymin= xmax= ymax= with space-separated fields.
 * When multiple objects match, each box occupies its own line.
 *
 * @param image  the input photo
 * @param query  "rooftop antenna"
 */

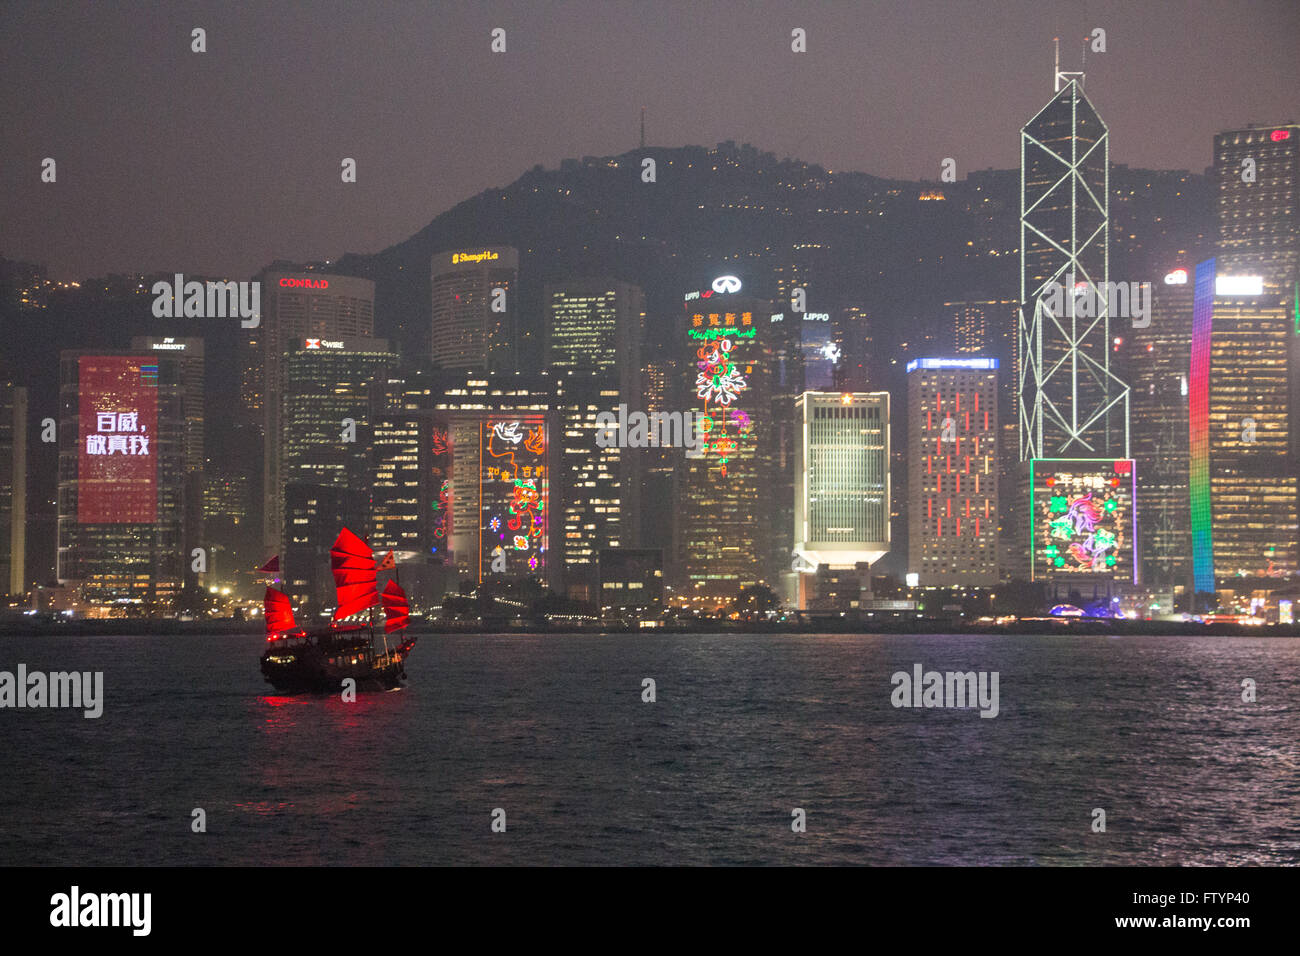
xmin=640 ymin=106 xmax=646 ymax=149
xmin=1054 ymin=35 xmax=1086 ymax=92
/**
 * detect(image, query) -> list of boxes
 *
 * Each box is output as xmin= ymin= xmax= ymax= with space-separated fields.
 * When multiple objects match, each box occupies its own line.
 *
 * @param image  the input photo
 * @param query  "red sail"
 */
xmin=331 ymin=527 xmax=378 ymax=621
xmin=264 ymin=586 xmax=302 ymax=640
xmin=381 ymin=579 xmax=410 ymax=633
xmin=257 ymin=555 xmax=281 ymax=574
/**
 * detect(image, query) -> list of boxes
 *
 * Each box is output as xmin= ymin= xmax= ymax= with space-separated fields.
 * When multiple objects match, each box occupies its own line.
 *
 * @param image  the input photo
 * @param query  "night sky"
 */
xmin=3 ymin=0 xmax=1296 ymax=280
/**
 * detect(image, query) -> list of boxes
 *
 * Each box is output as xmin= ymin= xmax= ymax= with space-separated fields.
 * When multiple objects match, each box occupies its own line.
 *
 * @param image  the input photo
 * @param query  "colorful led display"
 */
xmin=688 ymin=309 xmax=755 ymax=477
xmin=77 ymin=356 xmax=158 ymax=523
xmin=1029 ymin=459 xmax=1137 ymax=582
xmin=1188 ymin=259 xmax=1216 ymax=594
xmin=430 ymin=424 xmax=453 ymax=563
xmin=481 ymin=416 xmax=548 ymax=577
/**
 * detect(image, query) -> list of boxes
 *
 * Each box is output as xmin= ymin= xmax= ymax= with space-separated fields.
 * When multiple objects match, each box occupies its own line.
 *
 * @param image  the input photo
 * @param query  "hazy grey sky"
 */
xmin=2 ymin=0 xmax=1296 ymax=279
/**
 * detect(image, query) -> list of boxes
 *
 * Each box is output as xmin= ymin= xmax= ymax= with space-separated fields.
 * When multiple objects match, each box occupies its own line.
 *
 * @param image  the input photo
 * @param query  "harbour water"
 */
xmin=1 ymin=632 xmax=1297 ymax=865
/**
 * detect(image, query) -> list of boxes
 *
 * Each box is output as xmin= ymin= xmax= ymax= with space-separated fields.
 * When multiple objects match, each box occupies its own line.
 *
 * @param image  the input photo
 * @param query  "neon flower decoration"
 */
xmin=513 ymin=535 xmax=528 ymax=550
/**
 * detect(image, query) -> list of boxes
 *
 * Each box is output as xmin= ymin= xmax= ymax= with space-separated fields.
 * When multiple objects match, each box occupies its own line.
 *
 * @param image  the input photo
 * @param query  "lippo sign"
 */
xmin=78 ymin=357 xmax=157 ymax=523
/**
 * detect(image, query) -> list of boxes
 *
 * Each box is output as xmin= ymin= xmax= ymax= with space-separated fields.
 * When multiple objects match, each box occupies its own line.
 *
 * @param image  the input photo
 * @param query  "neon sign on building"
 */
xmin=452 ymin=250 xmax=500 ymax=265
xmin=481 ymin=417 xmax=548 ymax=577
xmin=77 ymin=357 xmax=158 ymax=524
xmin=1029 ymin=459 xmax=1137 ymax=582
xmin=688 ymin=310 xmax=756 ymax=477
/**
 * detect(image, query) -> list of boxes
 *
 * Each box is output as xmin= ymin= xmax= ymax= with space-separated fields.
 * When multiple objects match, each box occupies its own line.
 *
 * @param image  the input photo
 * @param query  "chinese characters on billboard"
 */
xmin=481 ymin=417 xmax=548 ymax=577
xmin=688 ymin=308 xmax=755 ymax=478
xmin=1030 ymin=459 xmax=1137 ymax=582
xmin=77 ymin=356 xmax=158 ymax=523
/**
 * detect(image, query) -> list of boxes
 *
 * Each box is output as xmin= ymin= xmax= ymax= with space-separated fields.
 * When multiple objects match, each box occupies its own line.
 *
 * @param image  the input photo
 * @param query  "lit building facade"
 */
xmin=57 ymin=352 xmax=191 ymax=610
xmin=680 ymin=284 xmax=770 ymax=604
xmin=599 ymin=548 xmax=664 ymax=612
xmin=1029 ymin=458 xmax=1137 ymax=584
xmin=1125 ymin=268 xmax=1195 ymax=594
xmin=430 ymin=247 xmax=519 ymax=372
xmin=792 ymin=391 xmax=890 ymax=609
xmin=1189 ymin=259 xmax=1298 ymax=595
xmin=0 ymin=382 xmax=27 ymax=598
xmin=545 ymin=279 xmax=643 ymax=392
xmin=906 ymin=359 xmax=999 ymax=586
xmin=253 ymin=272 xmax=375 ymax=557
xmin=1018 ymin=77 xmax=1129 ymax=462
xmin=1214 ymin=124 xmax=1299 ymax=288
xmin=279 ymin=337 xmax=397 ymax=569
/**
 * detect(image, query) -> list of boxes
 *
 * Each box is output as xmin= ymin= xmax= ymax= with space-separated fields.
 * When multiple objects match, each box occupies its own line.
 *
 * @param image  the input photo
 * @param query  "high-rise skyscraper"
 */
xmin=1017 ymin=76 xmax=1129 ymax=461
xmin=131 ymin=336 xmax=205 ymax=584
xmin=1125 ymin=267 xmax=1195 ymax=596
xmin=278 ymin=336 xmax=397 ymax=583
xmin=1214 ymin=124 xmax=1299 ymax=287
xmin=0 ymin=382 xmax=27 ymax=598
xmin=792 ymin=391 xmax=891 ymax=609
xmin=556 ymin=376 xmax=627 ymax=600
xmin=680 ymin=281 xmax=770 ymax=605
xmin=57 ymin=351 xmax=190 ymax=610
xmin=1189 ymin=260 xmax=1298 ymax=598
xmin=412 ymin=369 xmax=558 ymax=588
xmin=1016 ymin=71 xmax=1131 ymax=593
xmin=254 ymin=272 xmax=376 ymax=558
xmin=545 ymin=279 xmax=643 ymax=389
xmin=906 ymin=359 xmax=999 ymax=586
xmin=431 ymin=247 xmax=519 ymax=372
xmin=1187 ymin=123 xmax=1300 ymax=605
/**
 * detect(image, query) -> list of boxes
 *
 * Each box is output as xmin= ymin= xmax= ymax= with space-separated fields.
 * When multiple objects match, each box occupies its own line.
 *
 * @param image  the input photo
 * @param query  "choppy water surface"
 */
xmin=1 ymin=633 xmax=1296 ymax=865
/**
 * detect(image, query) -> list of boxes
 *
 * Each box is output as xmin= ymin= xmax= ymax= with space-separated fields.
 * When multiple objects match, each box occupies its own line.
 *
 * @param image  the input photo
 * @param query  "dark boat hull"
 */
xmin=260 ymin=633 xmax=409 ymax=694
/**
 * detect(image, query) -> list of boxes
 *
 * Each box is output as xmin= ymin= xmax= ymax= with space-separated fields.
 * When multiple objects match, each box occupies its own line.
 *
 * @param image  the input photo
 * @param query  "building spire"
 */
xmin=1053 ymin=36 xmax=1086 ymax=92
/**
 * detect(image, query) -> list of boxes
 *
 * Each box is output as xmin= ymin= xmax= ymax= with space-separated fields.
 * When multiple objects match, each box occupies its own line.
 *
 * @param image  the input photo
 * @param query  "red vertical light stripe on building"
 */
xmin=966 ymin=499 xmax=971 ymax=517
xmin=956 ymin=474 xmax=961 ymax=493
xmin=984 ymin=500 xmax=989 ymax=518
xmin=965 ymin=456 xmax=970 ymax=474
xmin=928 ymin=498 xmax=933 ymax=519
xmin=973 ymin=391 xmax=979 ymax=413
xmin=957 ymin=518 xmax=961 ymax=537
xmin=955 ymin=393 xmax=960 ymax=413
xmin=926 ymin=454 xmax=932 ymax=474
xmin=927 ymin=410 xmax=932 ymax=430
xmin=947 ymin=498 xmax=952 ymax=518
xmin=965 ymin=411 xmax=970 ymax=431
xmin=975 ymin=517 xmax=980 ymax=536
xmin=984 ymin=410 xmax=989 ymax=431
xmin=937 ymin=517 xmax=942 ymax=537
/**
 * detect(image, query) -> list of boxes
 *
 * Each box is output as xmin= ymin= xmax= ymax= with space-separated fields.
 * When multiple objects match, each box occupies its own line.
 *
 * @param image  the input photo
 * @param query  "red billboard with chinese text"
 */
xmin=78 ymin=356 xmax=158 ymax=523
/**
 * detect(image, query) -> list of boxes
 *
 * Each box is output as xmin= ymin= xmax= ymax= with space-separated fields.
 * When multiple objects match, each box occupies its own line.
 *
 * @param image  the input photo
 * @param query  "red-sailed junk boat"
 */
xmin=260 ymin=529 xmax=417 ymax=693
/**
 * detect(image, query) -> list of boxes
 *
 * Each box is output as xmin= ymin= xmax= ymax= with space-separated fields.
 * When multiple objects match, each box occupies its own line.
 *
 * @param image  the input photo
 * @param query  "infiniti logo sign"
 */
xmin=712 ymin=275 xmax=742 ymax=294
